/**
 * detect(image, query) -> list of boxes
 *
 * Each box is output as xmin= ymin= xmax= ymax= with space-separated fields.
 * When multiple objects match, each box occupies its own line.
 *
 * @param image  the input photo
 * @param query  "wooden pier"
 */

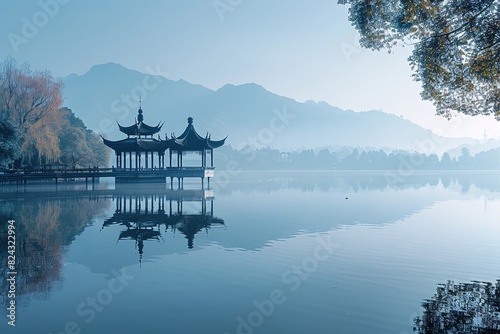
xmin=0 ymin=166 xmax=215 ymax=187
xmin=1 ymin=112 xmax=225 ymax=188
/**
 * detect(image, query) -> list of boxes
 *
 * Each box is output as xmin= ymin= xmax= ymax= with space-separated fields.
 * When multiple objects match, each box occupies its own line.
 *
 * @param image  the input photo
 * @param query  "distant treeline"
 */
xmin=214 ymin=146 xmax=500 ymax=170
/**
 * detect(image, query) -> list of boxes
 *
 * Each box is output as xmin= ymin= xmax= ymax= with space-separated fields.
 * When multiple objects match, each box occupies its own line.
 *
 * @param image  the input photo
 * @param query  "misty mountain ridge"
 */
xmin=62 ymin=62 xmax=483 ymax=155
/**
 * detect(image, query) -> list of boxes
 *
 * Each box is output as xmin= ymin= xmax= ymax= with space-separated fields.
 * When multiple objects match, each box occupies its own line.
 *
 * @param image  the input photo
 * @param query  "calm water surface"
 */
xmin=1 ymin=171 xmax=500 ymax=334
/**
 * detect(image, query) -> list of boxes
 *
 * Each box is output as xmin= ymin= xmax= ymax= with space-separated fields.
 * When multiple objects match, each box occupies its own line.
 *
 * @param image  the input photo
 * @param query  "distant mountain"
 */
xmin=62 ymin=63 xmax=475 ymax=153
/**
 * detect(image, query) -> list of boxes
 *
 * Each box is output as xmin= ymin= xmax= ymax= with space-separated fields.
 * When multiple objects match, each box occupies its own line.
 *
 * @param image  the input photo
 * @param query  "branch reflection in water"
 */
xmin=414 ymin=280 xmax=500 ymax=333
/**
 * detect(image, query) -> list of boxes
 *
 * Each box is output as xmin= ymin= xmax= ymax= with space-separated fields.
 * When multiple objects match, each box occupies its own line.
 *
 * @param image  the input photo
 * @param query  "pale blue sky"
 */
xmin=2 ymin=0 xmax=499 ymax=139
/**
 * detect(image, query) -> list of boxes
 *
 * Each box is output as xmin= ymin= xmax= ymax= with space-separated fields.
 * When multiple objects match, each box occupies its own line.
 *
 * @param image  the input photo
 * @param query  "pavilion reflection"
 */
xmin=413 ymin=279 xmax=500 ymax=333
xmin=101 ymin=189 xmax=225 ymax=263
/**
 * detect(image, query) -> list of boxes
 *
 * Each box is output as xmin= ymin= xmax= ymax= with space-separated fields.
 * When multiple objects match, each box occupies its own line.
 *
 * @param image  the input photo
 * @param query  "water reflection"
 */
xmin=211 ymin=171 xmax=500 ymax=195
xmin=414 ymin=280 xmax=500 ymax=333
xmin=102 ymin=189 xmax=225 ymax=262
xmin=0 ymin=186 xmax=224 ymax=309
xmin=0 ymin=194 xmax=109 ymax=308
xmin=2 ymin=172 xmax=500 ymax=334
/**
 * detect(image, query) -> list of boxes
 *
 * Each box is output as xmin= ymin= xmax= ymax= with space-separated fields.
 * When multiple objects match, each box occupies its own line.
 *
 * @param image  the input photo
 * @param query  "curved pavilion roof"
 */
xmin=117 ymin=107 xmax=164 ymax=136
xmin=170 ymin=117 xmax=227 ymax=152
xmin=101 ymin=137 xmax=170 ymax=153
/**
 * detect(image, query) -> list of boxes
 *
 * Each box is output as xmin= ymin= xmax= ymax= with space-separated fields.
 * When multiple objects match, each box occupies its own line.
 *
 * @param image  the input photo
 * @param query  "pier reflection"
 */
xmin=101 ymin=189 xmax=225 ymax=263
xmin=0 ymin=186 xmax=225 ymax=308
xmin=413 ymin=279 xmax=500 ymax=333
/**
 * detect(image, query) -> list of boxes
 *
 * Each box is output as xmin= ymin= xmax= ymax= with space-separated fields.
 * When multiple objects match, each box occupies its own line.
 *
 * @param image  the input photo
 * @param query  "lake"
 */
xmin=1 ymin=171 xmax=500 ymax=334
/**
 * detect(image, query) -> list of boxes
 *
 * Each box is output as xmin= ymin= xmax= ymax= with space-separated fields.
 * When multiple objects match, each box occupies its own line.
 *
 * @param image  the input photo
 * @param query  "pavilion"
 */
xmin=102 ymin=191 xmax=225 ymax=263
xmin=101 ymin=105 xmax=226 ymax=185
xmin=170 ymin=117 xmax=226 ymax=167
xmin=101 ymin=105 xmax=170 ymax=170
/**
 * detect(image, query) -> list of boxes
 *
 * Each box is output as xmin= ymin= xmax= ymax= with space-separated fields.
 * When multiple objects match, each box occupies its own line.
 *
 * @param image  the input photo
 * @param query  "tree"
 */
xmin=87 ymin=133 xmax=111 ymax=167
xmin=0 ymin=118 xmax=20 ymax=167
xmin=425 ymin=153 xmax=440 ymax=169
xmin=458 ymin=147 xmax=474 ymax=168
xmin=58 ymin=108 xmax=110 ymax=168
xmin=440 ymin=152 xmax=452 ymax=169
xmin=338 ymin=0 xmax=500 ymax=119
xmin=341 ymin=148 xmax=360 ymax=169
xmin=316 ymin=148 xmax=336 ymax=168
xmin=0 ymin=57 xmax=62 ymax=165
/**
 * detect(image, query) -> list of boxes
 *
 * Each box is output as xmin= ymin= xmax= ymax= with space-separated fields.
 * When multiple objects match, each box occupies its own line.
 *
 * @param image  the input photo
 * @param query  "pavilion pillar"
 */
xmin=145 ymin=152 xmax=149 ymax=169
xmin=135 ymin=153 xmax=138 ymax=170
xmin=138 ymin=152 xmax=141 ymax=169
xmin=124 ymin=152 xmax=127 ymax=169
xmin=129 ymin=152 xmax=132 ymax=171
xmin=169 ymin=150 xmax=172 ymax=167
xmin=116 ymin=153 xmax=119 ymax=168
xmin=211 ymin=149 xmax=214 ymax=167
xmin=151 ymin=151 xmax=154 ymax=169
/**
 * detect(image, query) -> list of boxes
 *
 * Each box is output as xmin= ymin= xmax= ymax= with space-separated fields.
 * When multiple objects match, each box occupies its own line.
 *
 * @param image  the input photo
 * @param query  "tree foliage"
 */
xmin=0 ymin=118 xmax=20 ymax=167
xmin=414 ymin=280 xmax=500 ymax=333
xmin=338 ymin=0 xmax=500 ymax=119
xmin=0 ymin=196 xmax=109 ymax=308
xmin=0 ymin=57 xmax=62 ymax=165
xmin=0 ymin=58 xmax=110 ymax=168
xmin=58 ymin=107 xmax=110 ymax=168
